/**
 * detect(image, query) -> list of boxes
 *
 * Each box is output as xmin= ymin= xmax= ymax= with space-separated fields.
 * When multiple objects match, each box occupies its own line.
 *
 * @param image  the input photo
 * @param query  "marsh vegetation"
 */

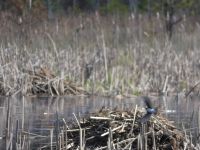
xmin=0 ymin=13 xmax=199 ymax=96
xmin=0 ymin=0 xmax=200 ymax=149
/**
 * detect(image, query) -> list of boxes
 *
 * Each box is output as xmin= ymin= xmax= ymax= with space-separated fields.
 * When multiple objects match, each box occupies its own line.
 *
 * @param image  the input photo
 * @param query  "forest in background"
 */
xmin=0 ymin=0 xmax=200 ymax=17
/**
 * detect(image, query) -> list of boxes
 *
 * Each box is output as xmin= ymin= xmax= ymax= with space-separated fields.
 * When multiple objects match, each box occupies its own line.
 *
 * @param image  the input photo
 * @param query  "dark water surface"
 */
xmin=0 ymin=95 xmax=199 ymax=149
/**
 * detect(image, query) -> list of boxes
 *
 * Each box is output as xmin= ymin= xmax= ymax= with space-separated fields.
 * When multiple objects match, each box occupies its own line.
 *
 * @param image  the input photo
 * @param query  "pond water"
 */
xmin=0 ymin=95 xmax=199 ymax=149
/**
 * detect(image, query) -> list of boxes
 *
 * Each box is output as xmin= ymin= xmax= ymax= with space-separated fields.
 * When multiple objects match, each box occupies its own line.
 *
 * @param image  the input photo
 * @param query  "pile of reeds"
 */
xmin=51 ymin=107 xmax=196 ymax=150
xmin=24 ymin=67 xmax=86 ymax=96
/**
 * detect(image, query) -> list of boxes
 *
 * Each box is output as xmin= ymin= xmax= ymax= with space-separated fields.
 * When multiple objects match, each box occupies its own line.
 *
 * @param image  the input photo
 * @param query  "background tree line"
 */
xmin=0 ymin=0 xmax=199 ymax=16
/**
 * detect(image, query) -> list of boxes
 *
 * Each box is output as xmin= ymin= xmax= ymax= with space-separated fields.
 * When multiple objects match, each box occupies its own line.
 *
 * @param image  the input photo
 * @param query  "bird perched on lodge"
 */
xmin=140 ymin=96 xmax=158 ymax=123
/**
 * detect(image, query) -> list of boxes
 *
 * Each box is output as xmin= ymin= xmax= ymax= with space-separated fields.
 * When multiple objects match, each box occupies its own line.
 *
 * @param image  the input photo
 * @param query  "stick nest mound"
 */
xmin=62 ymin=107 xmax=196 ymax=150
xmin=25 ymin=67 xmax=86 ymax=96
xmin=0 ymin=67 xmax=87 ymax=96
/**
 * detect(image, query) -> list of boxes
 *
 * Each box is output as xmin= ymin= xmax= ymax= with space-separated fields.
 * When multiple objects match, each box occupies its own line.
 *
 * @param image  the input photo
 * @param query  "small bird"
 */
xmin=140 ymin=96 xmax=158 ymax=123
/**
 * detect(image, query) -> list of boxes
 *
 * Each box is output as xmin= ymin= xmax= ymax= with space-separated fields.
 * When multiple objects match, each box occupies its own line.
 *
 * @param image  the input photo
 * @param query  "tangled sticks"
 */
xmin=24 ymin=67 xmax=87 ymax=96
xmin=55 ymin=107 xmax=195 ymax=150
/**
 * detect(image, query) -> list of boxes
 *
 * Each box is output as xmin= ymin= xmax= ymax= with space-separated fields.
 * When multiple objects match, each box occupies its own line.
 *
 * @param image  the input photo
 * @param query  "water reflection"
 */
xmin=0 ymin=95 xmax=199 ymax=149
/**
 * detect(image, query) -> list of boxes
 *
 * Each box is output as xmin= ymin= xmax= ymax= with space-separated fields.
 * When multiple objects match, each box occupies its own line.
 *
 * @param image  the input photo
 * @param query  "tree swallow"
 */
xmin=140 ymin=96 xmax=157 ymax=123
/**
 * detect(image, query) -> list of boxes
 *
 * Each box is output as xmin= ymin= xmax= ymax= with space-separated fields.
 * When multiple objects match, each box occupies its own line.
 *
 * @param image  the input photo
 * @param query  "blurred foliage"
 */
xmin=0 ymin=0 xmax=199 ymax=16
xmin=101 ymin=0 xmax=129 ymax=13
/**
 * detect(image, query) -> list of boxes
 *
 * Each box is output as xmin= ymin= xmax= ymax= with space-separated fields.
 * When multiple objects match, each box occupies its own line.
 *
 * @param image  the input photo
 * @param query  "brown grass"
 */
xmin=0 ymin=12 xmax=199 ymax=96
